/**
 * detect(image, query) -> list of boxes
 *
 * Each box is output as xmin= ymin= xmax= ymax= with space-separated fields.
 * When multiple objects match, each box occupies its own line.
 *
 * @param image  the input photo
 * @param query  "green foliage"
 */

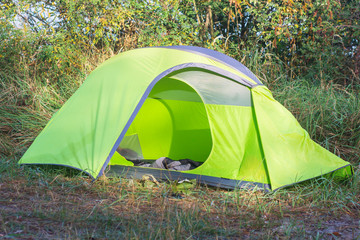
xmin=0 ymin=0 xmax=359 ymax=164
xmin=0 ymin=2 xmax=359 ymax=239
xmin=274 ymin=80 xmax=360 ymax=163
xmin=134 ymin=0 xmax=202 ymax=47
xmin=1 ymin=0 xmax=358 ymax=84
xmin=211 ymin=0 xmax=359 ymax=85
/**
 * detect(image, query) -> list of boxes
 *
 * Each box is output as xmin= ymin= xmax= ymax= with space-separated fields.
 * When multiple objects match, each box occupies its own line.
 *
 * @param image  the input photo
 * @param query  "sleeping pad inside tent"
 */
xmin=18 ymin=46 xmax=353 ymax=191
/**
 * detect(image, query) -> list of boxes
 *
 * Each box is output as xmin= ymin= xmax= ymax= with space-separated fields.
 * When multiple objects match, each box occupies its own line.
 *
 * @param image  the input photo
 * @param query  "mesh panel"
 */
xmin=170 ymin=70 xmax=251 ymax=106
xmin=117 ymin=134 xmax=143 ymax=160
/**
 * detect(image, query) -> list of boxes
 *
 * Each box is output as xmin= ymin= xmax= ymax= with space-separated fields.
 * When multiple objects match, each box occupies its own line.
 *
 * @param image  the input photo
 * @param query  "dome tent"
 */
xmin=19 ymin=46 xmax=352 ymax=191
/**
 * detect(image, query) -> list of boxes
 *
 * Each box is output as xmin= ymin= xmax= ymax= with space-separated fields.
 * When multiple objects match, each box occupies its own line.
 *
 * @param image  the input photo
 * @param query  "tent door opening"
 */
xmin=110 ymin=77 xmax=213 ymax=168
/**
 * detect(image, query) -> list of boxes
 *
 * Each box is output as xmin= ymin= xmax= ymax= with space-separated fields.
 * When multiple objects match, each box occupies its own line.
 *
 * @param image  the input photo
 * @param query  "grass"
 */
xmin=1 ymin=156 xmax=359 ymax=239
xmin=272 ymin=81 xmax=360 ymax=163
xmin=1 ymin=79 xmax=360 ymax=239
xmin=1 ymin=40 xmax=359 ymax=239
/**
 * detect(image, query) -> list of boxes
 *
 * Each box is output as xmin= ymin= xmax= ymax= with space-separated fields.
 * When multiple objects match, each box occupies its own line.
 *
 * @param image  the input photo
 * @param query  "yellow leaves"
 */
xmin=228 ymin=9 xmax=235 ymax=19
xmin=99 ymin=18 xmax=107 ymax=25
xmin=295 ymin=24 xmax=299 ymax=28
xmin=23 ymin=23 xmax=27 ymax=33
xmin=2 ymin=3 xmax=10 ymax=10
xmin=275 ymin=27 xmax=282 ymax=36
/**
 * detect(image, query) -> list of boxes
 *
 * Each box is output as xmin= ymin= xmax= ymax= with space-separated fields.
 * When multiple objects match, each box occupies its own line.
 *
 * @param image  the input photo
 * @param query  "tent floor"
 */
xmin=106 ymin=165 xmax=271 ymax=191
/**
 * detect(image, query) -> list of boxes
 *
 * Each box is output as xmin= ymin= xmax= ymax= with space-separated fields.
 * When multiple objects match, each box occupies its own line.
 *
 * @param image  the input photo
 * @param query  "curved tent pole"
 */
xmin=158 ymin=45 xmax=262 ymax=85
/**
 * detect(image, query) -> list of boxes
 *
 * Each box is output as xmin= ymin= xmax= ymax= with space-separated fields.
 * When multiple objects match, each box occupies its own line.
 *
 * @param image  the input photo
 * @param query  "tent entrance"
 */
xmin=110 ymin=77 xmax=212 ymax=167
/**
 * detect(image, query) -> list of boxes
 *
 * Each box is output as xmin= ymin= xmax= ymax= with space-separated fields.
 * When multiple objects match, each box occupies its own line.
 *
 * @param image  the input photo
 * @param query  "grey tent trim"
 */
xmin=106 ymin=165 xmax=271 ymax=191
xmin=158 ymin=46 xmax=262 ymax=85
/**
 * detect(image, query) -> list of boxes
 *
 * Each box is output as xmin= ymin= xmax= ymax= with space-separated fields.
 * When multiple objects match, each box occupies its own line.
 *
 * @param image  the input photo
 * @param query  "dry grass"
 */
xmin=1 ymin=3 xmax=359 ymax=239
xmin=1 ymin=68 xmax=359 ymax=239
xmin=1 ymin=158 xmax=359 ymax=239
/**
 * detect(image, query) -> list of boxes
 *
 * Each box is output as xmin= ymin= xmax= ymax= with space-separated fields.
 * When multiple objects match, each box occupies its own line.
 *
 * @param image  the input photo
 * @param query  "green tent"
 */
xmin=19 ymin=46 xmax=352 ymax=191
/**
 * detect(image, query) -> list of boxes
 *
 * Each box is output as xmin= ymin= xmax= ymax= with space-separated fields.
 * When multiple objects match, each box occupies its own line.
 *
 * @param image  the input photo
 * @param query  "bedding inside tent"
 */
xmin=108 ymin=68 xmax=270 ymax=185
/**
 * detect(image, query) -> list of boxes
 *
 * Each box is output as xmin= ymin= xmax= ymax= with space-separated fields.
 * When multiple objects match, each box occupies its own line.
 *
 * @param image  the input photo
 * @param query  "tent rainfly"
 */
xmin=19 ymin=46 xmax=353 ymax=191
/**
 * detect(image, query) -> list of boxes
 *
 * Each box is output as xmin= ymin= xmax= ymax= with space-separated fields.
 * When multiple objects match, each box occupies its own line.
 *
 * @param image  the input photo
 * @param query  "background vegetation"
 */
xmin=1 ymin=0 xmax=359 ymax=239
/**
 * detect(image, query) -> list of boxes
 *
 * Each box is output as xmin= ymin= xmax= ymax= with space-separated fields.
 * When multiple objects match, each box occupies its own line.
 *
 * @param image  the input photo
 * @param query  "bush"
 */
xmin=0 ymin=0 xmax=359 ymax=163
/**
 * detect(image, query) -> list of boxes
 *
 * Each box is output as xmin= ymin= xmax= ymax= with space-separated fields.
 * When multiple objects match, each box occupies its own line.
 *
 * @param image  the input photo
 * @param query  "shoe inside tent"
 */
xmin=18 ymin=46 xmax=353 ymax=191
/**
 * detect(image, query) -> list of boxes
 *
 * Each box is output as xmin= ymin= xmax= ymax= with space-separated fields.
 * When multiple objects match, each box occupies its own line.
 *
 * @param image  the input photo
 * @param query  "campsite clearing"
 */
xmin=1 ymin=158 xmax=360 ymax=239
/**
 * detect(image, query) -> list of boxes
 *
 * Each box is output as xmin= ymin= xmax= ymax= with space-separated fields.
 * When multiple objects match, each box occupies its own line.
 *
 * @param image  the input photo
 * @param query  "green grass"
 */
xmin=1 ymin=78 xmax=360 ymax=239
xmin=273 ymin=81 xmax=360 ymax=163
xmin=1 ymin=2 xmax=359 ymax=238
xmin=1 ymin=156 xmax=359 ymax=239
xmin=1 ymin=41 xmax=359 ymax=239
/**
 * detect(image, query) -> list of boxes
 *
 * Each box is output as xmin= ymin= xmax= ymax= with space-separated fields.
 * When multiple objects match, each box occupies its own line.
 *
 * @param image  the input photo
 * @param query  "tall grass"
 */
xmin=0 ymin=41 xmax=115 ymax=159
xmin=236 ymin=48 xmax=360 ymax=165
xmin=0 ymin=22 xmax=359 ymax=239
xmin=274 ymin=81 xmax=360 ymax=164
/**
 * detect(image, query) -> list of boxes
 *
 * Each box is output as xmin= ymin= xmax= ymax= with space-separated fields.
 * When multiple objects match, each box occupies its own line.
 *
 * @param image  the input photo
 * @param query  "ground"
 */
xmin=1 ymin=161 xmax=359 ymax=239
